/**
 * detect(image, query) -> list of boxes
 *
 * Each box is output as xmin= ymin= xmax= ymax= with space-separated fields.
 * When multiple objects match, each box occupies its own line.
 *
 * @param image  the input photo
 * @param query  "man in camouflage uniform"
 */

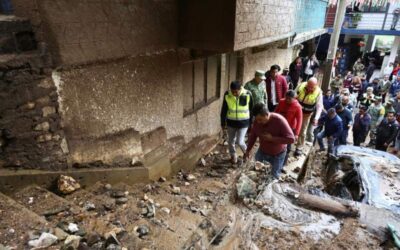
xmin=367 ymin=96 xmax=385 ymax=146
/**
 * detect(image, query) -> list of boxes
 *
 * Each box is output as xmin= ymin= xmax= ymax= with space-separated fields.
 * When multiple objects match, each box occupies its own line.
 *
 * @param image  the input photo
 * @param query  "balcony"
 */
xmin=289 ymin=0 xmax=329 ymax=46
xmin=326 ymin=3 xmax=400 ymax=36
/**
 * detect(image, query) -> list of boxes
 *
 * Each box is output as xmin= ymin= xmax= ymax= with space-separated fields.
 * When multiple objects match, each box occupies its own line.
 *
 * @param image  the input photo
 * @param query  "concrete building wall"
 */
xmin=242 ymin=42 xmax=294 ymax=83
xmin=234 ymin=0 xmax=296 ymax=51
xmin=54 ymin=50 xmax=223 ymax=166
xmin=12 ymin=0 xmax=178 ymax=66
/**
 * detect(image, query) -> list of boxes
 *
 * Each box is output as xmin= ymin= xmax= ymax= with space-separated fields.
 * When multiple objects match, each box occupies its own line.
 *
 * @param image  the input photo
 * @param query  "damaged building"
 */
xmin=0 ymin=0 xmax=328 ymax=188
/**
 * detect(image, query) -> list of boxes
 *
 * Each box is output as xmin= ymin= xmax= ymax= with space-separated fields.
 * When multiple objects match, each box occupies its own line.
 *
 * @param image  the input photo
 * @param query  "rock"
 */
xmin=171 ymin=186 xmax=181 ymax=195
xmin=91 ymin=242 xmax=106 ymax=249
xmin=28 ymin=231 xmax=40 ymax=240
xmin=200 ymin=158 xmax=206 ymax=167
xmin=64 ymin=235 xmax=81 ymax=249
xmin=87 ymin=232 xmax=102 ymax=246
xmin=8 ymin=229 xmax=14 ymax=234
xmin=360 ymin=224 xmax=367 ymax=229
xmin=28 ymin=232 xmax=58 ymax=249
xmin=104 ymin=184 xmax=112 ymax=190
xmin=28 ymin=197 xmax=34 ymax=204
xmin=106 ymin=244 xmax=122 ymax=250
xmin=246 ymin=171 xmax=259 ymax=182
xmin=143 ymin=194 xmax=149 ymax=201
xmin=53 ymin=227 xmax=69 ymax=241
xmin=145 ymin=204 xmax=155 ymax=218
xmin=115 ymin=197 xmax=128 ymax=205
xmin=223 ymin=141 xmax=228 ymax=146
xmin=159 ymin=176 xmax=167 ymax=182
xmin=183 ymin=196 xmax=193 ymax=203
xmin=111 ymin=191 xmax=126 ymax=198
xmin=160 ymin=207 xmax=170 ymax=214
xmin=42 ymin=106 xmax=56 ymax=117
xmin=67 ymin=223 xmax=79 ymax=233
xmin=105 ymin=231 xmax=121 ymax=246
xmin=84 ymin=201 xmax=96 ymax=211
xmin=236 ymin=173 xmax=257 ymax=199
xmin=136 ymin=225 xmax=150 ymax=238
xmin=185 ymin=174 xmax=196 ymax=181
xmin=58 ymin=175 xmax=81 ymax=194
xmin=34 ymin=121 xmax=50 ymax=131
xmin=390 ymin=168 xmax=399 ymax=173
xmin=184 ymin=182 xmax=190 ymax=186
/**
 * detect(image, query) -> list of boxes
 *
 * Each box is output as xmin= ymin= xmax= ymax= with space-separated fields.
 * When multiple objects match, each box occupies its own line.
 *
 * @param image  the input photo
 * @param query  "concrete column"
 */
xmin=365 ymin=35 xmax=376 ymax=53
xmin=321 ymin=0 xmax=347 ymax=92
xmin=389 ymin=36 xmax=400 ymax=64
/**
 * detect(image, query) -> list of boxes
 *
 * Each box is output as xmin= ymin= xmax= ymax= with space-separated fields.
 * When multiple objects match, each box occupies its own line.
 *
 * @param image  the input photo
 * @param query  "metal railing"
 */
xmin=325 ymin=3 xmax=400 ymax=31
xmin=294 ymin=0 xmax=329 ymax=34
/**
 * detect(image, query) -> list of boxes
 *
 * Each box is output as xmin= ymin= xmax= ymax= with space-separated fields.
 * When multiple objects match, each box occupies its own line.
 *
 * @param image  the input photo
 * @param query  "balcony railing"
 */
xmin=294 ymin=0 xmax=329 ymax=34
xmin=325 ymin=3 xmax=400 ymax=34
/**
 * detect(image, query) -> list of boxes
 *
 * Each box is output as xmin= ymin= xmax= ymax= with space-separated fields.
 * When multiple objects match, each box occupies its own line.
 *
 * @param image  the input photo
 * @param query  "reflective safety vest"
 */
xmin=225 ymin=88 xmax=251 ymax=121
xmin=297 ymin=82 xmax=321 ymax=113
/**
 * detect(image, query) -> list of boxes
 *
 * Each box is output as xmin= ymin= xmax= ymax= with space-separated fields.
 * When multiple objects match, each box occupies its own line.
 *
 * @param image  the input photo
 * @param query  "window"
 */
xmin=182 ymin=55 xmax=221 ymax=116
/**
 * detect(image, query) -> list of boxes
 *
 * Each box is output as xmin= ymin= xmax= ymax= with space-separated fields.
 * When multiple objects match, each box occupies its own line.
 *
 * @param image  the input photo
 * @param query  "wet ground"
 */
xmin=1 ymin=142 xmax=393 ymax=249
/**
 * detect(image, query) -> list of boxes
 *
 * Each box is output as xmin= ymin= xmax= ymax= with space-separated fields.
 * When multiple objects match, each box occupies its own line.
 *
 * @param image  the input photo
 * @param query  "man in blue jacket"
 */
xmin=316 ymin=108 xmax=343 ymax=154
xmin=335 ymin=104 xmax=353 ymax=145
xmin=390 ymin=75 xmax=400 ymax=98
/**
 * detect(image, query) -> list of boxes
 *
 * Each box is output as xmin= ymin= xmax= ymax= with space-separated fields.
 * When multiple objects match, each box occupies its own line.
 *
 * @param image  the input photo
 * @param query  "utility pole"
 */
xmin=321 ymin=0 xmax=348 ymax=92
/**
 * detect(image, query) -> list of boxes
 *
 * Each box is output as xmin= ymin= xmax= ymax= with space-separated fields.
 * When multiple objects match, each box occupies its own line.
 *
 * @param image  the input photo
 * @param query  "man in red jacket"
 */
xmin=275 ymin=90 xmax=303 ymax=165
xmin=244 ymin=103 xmax=295 ymax=179
xmin=266 ymin=64 xmax=288 ymax=112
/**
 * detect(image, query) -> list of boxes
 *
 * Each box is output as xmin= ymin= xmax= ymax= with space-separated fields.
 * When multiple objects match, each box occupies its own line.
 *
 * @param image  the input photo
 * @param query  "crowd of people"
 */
xmin=220 ymin=55 xmax=400 ymax=180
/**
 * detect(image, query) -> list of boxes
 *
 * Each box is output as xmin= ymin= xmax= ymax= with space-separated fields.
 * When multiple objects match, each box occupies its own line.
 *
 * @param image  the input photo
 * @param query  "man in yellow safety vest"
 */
xmin=221 ymin=81 xmax=253 ymax=164
xmin=294 ymin=77 xmax=323 ymax=156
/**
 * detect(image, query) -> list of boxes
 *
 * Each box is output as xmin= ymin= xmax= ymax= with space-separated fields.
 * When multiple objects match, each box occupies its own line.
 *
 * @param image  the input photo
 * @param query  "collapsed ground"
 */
xmin=0 ymin=143 xmax=395 ymax=249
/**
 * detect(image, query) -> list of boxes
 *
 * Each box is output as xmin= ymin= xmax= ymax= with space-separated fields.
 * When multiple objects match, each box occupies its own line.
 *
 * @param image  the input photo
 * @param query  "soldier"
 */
xmin=367 ymin=96 xmax=385 ymax=146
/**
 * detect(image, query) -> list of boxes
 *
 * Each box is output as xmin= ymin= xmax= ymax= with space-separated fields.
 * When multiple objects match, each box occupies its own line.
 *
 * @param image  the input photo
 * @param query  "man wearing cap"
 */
xmin=367 ymin=96 xmax=385 ymax=146
xmin=266 ymin=64 xmax=288 ymax=112
xmin=335 ymin=104 xmax=353 ymax=145
xmin=385 ymin=98 xmax=396 ymax=116
xmin=244 ymin=70 xmax=267 ymax=105
xmin=221 ymin=81 xmax=253 ymax=164
xmin=275 ymin=90 xmax=303 ymax=165
xmin=353 ymin=105 xmax=371 ymax=146
xmin=316 ymin=108 xmax=343 ymax=154
xmin=329 ymin=74 xmax=343 ymax=94
xmin=379 ymin=75 xmax=391 ymax=102
xmin=294 ymin=77 xmax=323 ymax=156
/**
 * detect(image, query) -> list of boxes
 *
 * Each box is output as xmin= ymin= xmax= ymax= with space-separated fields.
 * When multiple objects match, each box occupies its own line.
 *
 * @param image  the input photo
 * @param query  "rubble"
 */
xmin=58 ymin=175 xmax=81 ymax=194
xmin=67 ymin=223 xmax=79 ymax=233
xmin=135 ymin=225 xmax=150 ymax=238
xmin=236 ymin=173 xmax=257 ymax=199
xmin=184 ymin=174 xmax=196 ymax=181
xmin=171 ymin=186 xmax=181 ymax=195
xmin=53 ymin=227 xmax=69 ymax=241
xmin=64 ymin=235 xmax=81 ymax=249
xmin=28 ymin=232 xmax=58 ymax=249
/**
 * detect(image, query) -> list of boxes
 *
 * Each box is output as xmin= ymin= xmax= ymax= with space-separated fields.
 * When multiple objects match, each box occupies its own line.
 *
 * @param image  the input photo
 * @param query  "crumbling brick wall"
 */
xmin=12 ymin=0 xmax=178 ymax=66
xmin=234 ymin=0 xmax=296 ymax=50
xmin=0 ymin=54 xmax=68 ymax=170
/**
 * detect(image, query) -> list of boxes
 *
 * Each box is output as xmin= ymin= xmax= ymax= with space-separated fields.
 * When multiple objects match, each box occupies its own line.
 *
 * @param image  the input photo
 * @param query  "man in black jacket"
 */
xmin=376 ymin=111 xmax=399 ymax=152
